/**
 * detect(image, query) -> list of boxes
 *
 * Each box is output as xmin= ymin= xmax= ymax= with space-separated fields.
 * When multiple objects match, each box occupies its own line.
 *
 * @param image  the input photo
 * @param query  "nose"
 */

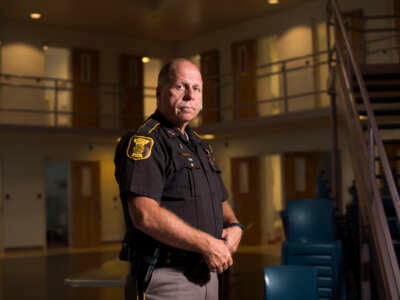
xmin=183 ymin=87 xmax=194 ymax=101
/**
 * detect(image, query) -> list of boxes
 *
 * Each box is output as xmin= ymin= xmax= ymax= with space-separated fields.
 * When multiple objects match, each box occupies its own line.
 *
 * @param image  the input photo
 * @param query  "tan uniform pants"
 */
xmin=145 ymin=267 xmax=219 ymax=300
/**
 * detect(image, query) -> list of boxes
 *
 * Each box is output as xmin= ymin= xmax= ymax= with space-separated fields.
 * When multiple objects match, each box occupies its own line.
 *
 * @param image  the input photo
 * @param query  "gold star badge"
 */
xmin=126 ymin=136 xmax=154 ymax=160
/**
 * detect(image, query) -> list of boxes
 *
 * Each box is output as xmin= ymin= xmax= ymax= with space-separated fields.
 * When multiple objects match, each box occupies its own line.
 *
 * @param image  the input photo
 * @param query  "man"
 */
xmin=114 ymin=58 xmax=243 ymax=300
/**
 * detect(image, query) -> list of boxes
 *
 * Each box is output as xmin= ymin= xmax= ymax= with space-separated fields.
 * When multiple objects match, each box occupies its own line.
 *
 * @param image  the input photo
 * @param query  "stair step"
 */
xmin=375 ymin=155 xmax=400 ymax=161
xmin=393 ymin=240 xmax=400 ymax=264
xmin=377 ymin=123 xmax=400 ymax=130
xmin=381 ymin=196 xmax=396 ymax=217
xmin=388 ymin=217 xmax=400 ymax=240
xmin=363 ymin=123 xmax=400 ymax=130
xmin=362 ymin=73 xmax=400 ymax=81
xmin=383 ymin=139 xmax=400 ymax=145
xmin=354 ymin=84 xmax=400 ymax=92
xmin=355 ymin=96 xmax=400 ymax=104
xmin=358 ymin=109 xmax=400 ymax=116
xmin=362 ymin=70 xmax=400 ymax=81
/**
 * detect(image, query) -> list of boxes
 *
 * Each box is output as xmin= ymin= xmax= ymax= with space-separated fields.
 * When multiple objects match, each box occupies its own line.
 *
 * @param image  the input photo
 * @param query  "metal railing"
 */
xmin=327 ymin=0 xmax=400 ymax=298
xmin=0 ymin=51 xmax=331 ymax=130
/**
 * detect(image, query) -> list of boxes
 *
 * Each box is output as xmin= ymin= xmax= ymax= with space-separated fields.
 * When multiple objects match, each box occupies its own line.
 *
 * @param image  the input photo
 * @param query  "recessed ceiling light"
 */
xmin=268 ymin=0 xmax=279 ymax=4
xmin=30 ymin=12 xmax=42 ymax=20
xmin=142 ymin=57 xmax=150 ymax=63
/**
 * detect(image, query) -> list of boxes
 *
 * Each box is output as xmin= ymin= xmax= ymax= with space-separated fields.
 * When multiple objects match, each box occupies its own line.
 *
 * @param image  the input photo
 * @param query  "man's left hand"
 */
xmin=222 ymin=226 xmax=243 ymax=254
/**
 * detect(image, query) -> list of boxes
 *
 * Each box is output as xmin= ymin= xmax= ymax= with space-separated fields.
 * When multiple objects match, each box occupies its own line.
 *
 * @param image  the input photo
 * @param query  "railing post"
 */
xmin=54 ymin=79 xmax=59 ymax=127
xmin=281 ymin=62 xmax=288 ymax=113
xmin=369 ymin=127 xmax=375 ymax=187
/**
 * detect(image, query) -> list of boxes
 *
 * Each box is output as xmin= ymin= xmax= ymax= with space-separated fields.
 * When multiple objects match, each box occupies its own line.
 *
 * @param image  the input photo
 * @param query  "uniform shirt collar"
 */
xmin=150 ymin=110 xmax=203 ymax=145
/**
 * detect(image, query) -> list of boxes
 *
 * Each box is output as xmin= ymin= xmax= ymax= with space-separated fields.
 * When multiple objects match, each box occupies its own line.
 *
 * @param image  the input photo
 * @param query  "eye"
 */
xmin=175 ymin=84 xmax=184 ymax=91
xmin=193 ymin=86 xmax=201 ymax=93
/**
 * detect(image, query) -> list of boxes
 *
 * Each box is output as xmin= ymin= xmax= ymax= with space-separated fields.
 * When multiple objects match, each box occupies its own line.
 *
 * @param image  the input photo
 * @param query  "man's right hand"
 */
xmin=202 ymin=238 xmax=233 ymax=274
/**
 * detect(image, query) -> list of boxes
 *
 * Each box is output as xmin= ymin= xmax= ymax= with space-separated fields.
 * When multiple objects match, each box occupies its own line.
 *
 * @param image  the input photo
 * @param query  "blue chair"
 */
xmin=281 ymin=198 xmax=336 ymax=242
xmin=264 ymin=265 xmax=318 ymax=300
xmin=281 ymin=240 xmax=343 ymax=300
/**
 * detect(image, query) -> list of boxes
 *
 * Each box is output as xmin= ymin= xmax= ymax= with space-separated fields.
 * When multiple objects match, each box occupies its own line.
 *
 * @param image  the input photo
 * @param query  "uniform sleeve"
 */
xmin=114 ymin=133 xmax=166 ymax=203
xmin=217 ymin=171 xmax=229 ymax=202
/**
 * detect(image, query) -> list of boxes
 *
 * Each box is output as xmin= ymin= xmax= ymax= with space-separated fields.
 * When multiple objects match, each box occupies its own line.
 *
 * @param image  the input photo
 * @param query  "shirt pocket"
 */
xmin=164 ymin=154 xmax=199 ymax=200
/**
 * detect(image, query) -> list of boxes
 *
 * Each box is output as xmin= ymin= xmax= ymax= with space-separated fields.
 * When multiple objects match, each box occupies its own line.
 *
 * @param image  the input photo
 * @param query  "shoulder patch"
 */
xmin=126 ymin=135 xmax=154 ymax=160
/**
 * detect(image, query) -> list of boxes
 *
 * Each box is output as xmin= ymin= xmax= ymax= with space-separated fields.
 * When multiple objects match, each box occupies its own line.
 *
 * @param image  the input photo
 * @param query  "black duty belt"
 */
xmin=156 ymin=249 xmax=200 ymax=269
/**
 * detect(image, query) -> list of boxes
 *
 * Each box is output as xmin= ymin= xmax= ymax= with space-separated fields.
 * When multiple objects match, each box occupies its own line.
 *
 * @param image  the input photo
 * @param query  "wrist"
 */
xmin=224 ymin=222 xmax=245 ymax=233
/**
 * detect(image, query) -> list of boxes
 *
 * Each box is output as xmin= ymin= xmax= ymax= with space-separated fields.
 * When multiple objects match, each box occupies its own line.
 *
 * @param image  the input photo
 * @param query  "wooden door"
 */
xmin=0 ymin=160 xmax=3 ymax=252
xmin=201 ymin=50 xmax=220 ymax=124
xmin=120 ymin=54 xmax=144 ymax=129
xmin=231 ymin=40 xmax=257 ymax=120
xmin=71 ymin=161 xmax=100 ymax=248
xmin=342 ymin=10 xmax=365 ymax=64
xmin=284 ymin=152 xmax=317 ymax=201
xmin=230 ymin=156 xmax=261 ymax=245
xmin=72 ymin=49 xmax=99 ymax=128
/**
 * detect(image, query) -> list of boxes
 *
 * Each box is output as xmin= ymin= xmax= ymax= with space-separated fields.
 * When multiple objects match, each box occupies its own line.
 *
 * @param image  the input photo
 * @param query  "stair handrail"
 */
xmin=328 ymin=0 xmax=400 ymax=297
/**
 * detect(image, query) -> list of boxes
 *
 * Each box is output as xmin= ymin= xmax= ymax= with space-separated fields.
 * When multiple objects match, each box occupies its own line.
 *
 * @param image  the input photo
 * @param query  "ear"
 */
xmin=156 ymin=87 xmax=161 ymax=105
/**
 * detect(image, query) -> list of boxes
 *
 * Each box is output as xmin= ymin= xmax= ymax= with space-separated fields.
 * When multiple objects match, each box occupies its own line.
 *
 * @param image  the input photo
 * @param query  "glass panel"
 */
xmin=239 ymin=46 xmax=247 ymax=74
xmin=81 ymin=166 xmax=92 ymax=197
xmin=239 ymin=161 xmax=249 ymax=193
xmin=294 ymin=157 xmax=306 ymax=192
xmin=80 ymin=54 xmax=91 ymax=82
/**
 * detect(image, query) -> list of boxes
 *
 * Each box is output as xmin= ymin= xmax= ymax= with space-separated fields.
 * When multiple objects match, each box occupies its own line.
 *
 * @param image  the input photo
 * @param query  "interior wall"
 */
xmin=212 ymin=125 xmax=333 ymax=206
xmin=2 ymin=155 xmax=46 ymax=248
xmin=44 ymin=47 xmax=72 ymax=127
xmin=143 ymin=58 xmax=161 ymax=118
xmin=0 ymin=134 xmax=123 ymax=246
xmin=260 ymin=154 xmax=283 ymax=244
xmin=0 ymin=159 xmax=3 ymax=251
xmin=256 ymin=35 xmax=281 ymax=116
xmin=1 ymin=42 xmax=46 ymax=126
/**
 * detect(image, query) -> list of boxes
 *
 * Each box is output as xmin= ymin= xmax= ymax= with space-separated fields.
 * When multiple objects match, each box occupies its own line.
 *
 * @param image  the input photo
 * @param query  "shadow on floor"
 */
xmin=0 ymin=245 xmax=281 ymax=300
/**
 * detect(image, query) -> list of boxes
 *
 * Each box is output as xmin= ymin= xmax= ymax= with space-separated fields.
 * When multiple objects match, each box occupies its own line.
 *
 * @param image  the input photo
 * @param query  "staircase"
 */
xmin=357 ymin=65 xmax=400 ymax=260
xmin=328 ymin=0 xmax=400 ymax=298
xmin=355 ymin=64 xmax=400 ymax=296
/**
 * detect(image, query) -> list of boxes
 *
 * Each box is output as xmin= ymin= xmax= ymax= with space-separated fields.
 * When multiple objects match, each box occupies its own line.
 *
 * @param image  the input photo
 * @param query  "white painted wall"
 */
xmin=44 ymin=47 xmax=72 ymax=127
xmin=0 ymin=160 xmax=3 ymax=252
xmin=0 ymin=133 xmax=123 ymax=247
xmin=1 ymin=43 xmax=46 ymax=126
xmin=260 ymin=154 xmax=283 ymax=244
xmin=144 ymin=58 xmax=161 ymax=118
xmin=2 ymin=156 xmax=46 ymax=248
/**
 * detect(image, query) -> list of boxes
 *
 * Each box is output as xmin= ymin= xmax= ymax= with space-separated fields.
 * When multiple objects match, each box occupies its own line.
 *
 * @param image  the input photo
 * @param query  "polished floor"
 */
xmin=0 ymin=243 xmax=281 ymax=300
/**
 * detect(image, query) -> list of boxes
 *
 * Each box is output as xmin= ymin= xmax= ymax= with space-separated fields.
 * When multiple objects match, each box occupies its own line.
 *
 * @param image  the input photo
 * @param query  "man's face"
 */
xmin=157 ymin=61 xmax=203 ymax=129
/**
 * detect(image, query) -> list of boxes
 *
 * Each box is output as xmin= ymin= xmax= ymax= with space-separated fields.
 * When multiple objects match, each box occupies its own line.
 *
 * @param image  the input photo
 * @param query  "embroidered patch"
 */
xmin=127 ymin=136 xmax=154 ymax=160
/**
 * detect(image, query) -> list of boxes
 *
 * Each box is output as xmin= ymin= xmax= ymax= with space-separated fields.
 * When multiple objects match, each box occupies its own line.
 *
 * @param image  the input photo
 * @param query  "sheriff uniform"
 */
xmin=114 ymin=110 xmax=228 ymax=299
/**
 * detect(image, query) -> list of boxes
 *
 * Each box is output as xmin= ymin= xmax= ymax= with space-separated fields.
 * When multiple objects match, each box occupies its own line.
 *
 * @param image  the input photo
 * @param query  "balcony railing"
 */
xmin=0 ymin=40 xmax=394 ymax=130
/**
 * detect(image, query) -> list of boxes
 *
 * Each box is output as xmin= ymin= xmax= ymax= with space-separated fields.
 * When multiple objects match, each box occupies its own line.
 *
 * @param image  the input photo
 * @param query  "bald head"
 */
xmin=157 ymin=58 xmax=200 ymax=88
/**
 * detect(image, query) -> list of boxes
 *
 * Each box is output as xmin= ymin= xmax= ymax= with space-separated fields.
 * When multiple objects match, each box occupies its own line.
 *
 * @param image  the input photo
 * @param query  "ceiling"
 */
xmin=0 ymin=0 xmax=310 ymax=41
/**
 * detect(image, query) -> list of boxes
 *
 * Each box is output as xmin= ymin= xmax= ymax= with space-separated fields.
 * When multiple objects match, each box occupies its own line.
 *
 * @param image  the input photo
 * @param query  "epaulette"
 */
xmin=192 ymin=130 xmax=202 ymax=139
xmin=136 ymin=118 xmax=161 ymax=135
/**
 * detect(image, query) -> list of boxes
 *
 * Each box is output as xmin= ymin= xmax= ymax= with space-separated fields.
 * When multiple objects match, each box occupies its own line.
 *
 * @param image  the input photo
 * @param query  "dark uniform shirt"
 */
xmin=114 ymin=110 xmax=228 ymax=255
